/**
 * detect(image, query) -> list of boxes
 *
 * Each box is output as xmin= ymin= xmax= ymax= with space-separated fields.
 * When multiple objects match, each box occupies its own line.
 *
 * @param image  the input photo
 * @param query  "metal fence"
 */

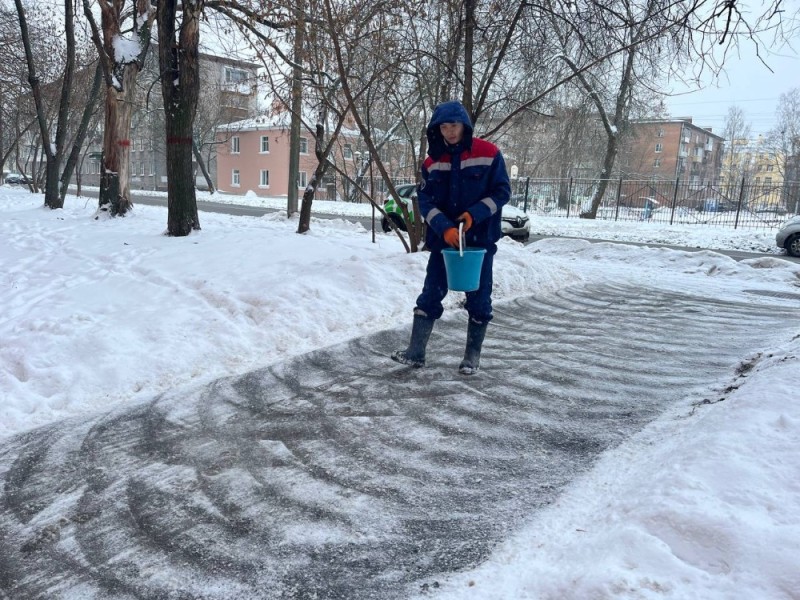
xmin=508 ymin=177 xmax=800 ymax=230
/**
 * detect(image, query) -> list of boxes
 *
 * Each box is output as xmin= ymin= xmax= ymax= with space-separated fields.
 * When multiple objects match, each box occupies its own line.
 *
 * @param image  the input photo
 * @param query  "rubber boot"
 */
xmin=459 ymin=318 xmax=488 ymax=375
xmin=391 ymin=313 xmax=435 ymax=368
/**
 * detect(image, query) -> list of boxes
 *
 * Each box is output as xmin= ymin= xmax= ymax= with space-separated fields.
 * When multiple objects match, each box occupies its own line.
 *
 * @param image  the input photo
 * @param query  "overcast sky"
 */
xmin=664 ymin=42 xmax=800 ymax=138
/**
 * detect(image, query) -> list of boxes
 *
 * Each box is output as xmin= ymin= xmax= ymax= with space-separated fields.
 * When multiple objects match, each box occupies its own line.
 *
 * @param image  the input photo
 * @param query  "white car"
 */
xmin=776 ymin=216 xmax=800 ymax=257
xmin=500 ymin=203 xmax=531 ymax=241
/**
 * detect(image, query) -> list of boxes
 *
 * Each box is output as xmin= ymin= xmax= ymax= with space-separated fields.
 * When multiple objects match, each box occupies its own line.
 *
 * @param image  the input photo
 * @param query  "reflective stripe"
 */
xmin=481 ymin=197 xmax=498 ymax=215
xmin=427 ymin=162 xmax=452 ymax=172
xmin=461 ymin=156 xmax=494 ymax=169
xmin=425 ymin=207 xmax=443 ymax=223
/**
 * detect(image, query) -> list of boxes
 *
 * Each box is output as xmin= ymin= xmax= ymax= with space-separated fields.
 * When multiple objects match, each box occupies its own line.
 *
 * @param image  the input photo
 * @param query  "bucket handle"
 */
xmin=458 ymin=221 xmax=464 ymax=257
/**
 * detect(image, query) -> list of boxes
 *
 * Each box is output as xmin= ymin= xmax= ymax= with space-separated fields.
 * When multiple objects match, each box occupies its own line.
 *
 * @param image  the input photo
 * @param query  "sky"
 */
xmin=664 ymin=40 xmax=800 ymax=138
xmin=1 ymin=185 xmax=799 ymax=599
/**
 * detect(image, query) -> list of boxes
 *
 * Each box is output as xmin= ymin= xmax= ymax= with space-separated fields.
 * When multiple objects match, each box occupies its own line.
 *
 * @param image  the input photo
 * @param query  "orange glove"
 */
xmin=443 ymin=227 xmax=460 ymax=248
xmin=457 ymin=212 xmax=473 ymax=232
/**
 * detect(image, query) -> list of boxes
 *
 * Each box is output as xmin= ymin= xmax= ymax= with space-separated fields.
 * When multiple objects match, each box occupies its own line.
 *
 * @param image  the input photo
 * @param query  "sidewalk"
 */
xmin=1 ymin=283 xmax=797 ymax=599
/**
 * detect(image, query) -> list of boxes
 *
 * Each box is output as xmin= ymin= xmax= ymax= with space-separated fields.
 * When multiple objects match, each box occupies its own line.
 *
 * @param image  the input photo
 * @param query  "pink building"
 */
xmin=217 ymin=114 xmax=358 ymax=200
xmin=216 ymin=113 xmax=417 ymax=201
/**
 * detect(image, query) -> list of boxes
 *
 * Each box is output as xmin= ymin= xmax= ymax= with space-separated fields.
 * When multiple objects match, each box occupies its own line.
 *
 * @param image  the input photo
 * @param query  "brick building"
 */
xmin=618 ymin=118 xmax=724 ymax=185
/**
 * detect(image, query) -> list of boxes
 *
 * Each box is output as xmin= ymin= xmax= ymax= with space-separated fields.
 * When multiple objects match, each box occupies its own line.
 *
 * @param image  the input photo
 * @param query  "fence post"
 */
xmin=669 ymin=175 xmax=680 ymax=226
xmin=566 ymin=177 xmax=574 ymax=218
xmin=524 ymin=177 xmax=530 ymax=213
xmin=614 ymin=176 xmax=623 ymax=221
xmin=735 ymin=176 xmax=747 ymax=229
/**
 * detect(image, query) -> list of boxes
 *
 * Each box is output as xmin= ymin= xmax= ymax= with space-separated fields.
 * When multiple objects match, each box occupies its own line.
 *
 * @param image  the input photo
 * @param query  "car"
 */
xmin=381 ymin=183 xmax=531 ymax=241
xmin=776 ymin=215 xmax=800 ymax=257
xmin=695 ymin=198 xmax=733 ymax=212
xmin=4 ymin=173 xmax=30 ymax=185
xmin=500 ymin=203 xmax=531 ymax=240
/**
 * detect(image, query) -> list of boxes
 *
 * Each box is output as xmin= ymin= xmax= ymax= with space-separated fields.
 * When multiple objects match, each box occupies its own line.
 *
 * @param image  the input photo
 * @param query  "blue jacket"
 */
xmin=418 ymin=101 xmax=511 ymax=252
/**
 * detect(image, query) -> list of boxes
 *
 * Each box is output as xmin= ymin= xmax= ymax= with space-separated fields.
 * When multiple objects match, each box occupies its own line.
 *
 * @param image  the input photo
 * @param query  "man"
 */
xmin=391 ymin=100 xmax=511 ymax=375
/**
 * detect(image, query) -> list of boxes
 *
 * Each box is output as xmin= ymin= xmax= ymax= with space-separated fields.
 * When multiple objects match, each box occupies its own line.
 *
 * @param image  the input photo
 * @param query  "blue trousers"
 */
xmin=415 ymin=248 xmax=495 ymax=322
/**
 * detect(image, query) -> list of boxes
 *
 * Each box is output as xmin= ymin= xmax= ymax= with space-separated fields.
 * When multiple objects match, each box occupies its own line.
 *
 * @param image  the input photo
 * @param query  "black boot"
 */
xmin=392 ymin=313 xmax=435 ymax=368
xmin=459 ymin=318 xmax=488 ymax=375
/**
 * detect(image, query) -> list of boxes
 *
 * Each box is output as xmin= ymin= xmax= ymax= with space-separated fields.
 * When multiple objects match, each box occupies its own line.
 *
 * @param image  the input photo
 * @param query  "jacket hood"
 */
xmin=426 ymin=101 xmax=474 ymax=159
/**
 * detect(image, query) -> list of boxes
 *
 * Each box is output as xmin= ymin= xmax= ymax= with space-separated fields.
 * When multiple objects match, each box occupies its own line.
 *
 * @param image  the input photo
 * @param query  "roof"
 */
xmin=629 ymin=118 xmax=724 ymax=140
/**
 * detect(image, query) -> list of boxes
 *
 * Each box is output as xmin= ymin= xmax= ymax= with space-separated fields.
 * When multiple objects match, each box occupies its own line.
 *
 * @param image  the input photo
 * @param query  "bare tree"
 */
xmin=156 ymin=0 xmax=204 ymax=236
xmin=82 ymin=0 xmax=156 ymax=216
xmin=14 ymin=0 xmax=76 ymax=208
xmin=766 ymin=87 xmax=800 ymax=211
xmin=721 ymin=105 xmax=752 ymax=194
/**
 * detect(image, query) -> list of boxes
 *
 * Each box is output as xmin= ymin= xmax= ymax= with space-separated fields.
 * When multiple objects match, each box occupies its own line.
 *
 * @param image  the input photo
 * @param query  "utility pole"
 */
xmin=287 ymin=0 xmax=305 ymax=217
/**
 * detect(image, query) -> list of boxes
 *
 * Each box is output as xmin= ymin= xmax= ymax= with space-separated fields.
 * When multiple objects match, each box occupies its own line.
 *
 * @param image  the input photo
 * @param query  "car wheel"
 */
xmin=388 ymin=213 xmax=407 ymax=232
xmin=786 ymin=233 xmax=800 ymax=258
xmin=381 ymin=216 xmax=392 ymax=233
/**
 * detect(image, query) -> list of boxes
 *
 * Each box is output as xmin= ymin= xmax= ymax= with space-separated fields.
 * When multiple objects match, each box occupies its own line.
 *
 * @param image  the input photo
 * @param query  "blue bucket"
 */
xmin=442 ymin=247 xmax=486 ymax=292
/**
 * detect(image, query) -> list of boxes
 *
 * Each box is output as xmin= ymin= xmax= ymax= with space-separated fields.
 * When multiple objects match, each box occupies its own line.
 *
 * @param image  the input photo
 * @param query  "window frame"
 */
xmin=232 ymin=169 xmax=240 ymax=187
xmin=225 ymin=66 xmax=249 ymax=84
xmin=260 ymin=135 xmax=270 ymax=153
xmin=259 ymin=169 xmax=270 ymax=188
xmin=231 ymin=136 xmax=240 ymax=154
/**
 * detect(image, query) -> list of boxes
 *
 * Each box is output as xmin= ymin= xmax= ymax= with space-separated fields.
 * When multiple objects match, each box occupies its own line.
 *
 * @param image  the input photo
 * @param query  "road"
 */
xmin=127 ymin=192 xmax=798 ymax=264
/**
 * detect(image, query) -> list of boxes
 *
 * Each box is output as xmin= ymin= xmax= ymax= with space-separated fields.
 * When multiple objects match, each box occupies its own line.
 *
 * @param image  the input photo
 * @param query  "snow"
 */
xmin=112 ymin=34 xmax=141 ymax=64
xmin=1 ymin=185 xmax=799 ymax=599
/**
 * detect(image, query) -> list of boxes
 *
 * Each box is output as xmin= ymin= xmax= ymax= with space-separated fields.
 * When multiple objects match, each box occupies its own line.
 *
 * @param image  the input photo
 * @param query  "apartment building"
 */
xmin=618 ymin=118 xmax=724 ymax=185
xmin=215 ymin=113 xmax=328 ymax=199
xmin=216 ymin=112 xmax=417 ymax=201
xmin=80 ymin=52 xmax=260 ymax=191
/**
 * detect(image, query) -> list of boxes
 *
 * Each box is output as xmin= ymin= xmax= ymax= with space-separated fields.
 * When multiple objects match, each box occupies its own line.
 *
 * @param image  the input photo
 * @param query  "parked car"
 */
xmin=500 ymin=204 xmax=531 ymax=240
xmin=775 ymin=216 xmax=800 ymax=257
xmin=4 ymin=173 xmax=30 ymax=185
xmin=695 ymin=198 xmax=733 ymax=212
xmin=381 ymin=183 xmax=531 ymax=241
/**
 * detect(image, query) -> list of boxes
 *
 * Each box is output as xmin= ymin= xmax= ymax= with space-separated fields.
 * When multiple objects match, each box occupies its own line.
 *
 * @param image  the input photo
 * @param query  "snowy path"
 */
xmin=1 ymin=284 xmax=797 ymax=599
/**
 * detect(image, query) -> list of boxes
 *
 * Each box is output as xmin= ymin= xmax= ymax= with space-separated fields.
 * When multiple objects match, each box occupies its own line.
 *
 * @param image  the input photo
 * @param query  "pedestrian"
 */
xmin=391 ymin=100 xmax=511 ymax=375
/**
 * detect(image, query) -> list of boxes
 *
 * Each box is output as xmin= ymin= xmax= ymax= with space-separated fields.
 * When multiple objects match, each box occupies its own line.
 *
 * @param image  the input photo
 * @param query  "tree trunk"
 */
xmin=287 ymin=0 xmax=305 ymax=217
xmin=157 ymin=0 xmax=202 ymax=236
xmin=99 ymin=65 xmax=139 ymax=215
xmin=192 ymin=141 xmax=214 ymax=193
xmin=14 ymin=0 xmax=74 ymax=209
xmin=60 ymin=63 xmax=103 ymax=201
xmin=581 ymin=135 xmax=618 ymax=218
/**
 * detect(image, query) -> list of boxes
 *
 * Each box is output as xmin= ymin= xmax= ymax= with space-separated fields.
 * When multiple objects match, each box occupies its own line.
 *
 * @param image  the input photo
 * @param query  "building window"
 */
xmin=225 ymin=67 xmax=249 ymax=84
xmin=299 ymin=137 xmax=308 ymax=154
xmin=260 ymin=170 xmax=269 ymax=187
xmin=653 ymin=158 xmax=661 ymax=167
xmin=140 ymin=162 xmax=145 ymax=176
xmin=655 ymin=143 xmax=663 ymax=153
xmin=298 ymin=171 xmax=307 ymax=188
xmin=344 ymin=144 xmax=353 ymax=159
xmin=231 ymin=136 xmax=240 ymax=154
xmin=260 ymin=136 xmax=270 ymax=153
xmin=657 ymin=128 xmax=664 ymax=137
xmin=232 ymin=169 xmax=240 ymax=186
xmin=754 ymin=177 xmax=761 ymax=185
xmin=765 ymin=177 xmax=773 ymax=186
xmin=766 ymin=164 xmax=774 ymax=172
